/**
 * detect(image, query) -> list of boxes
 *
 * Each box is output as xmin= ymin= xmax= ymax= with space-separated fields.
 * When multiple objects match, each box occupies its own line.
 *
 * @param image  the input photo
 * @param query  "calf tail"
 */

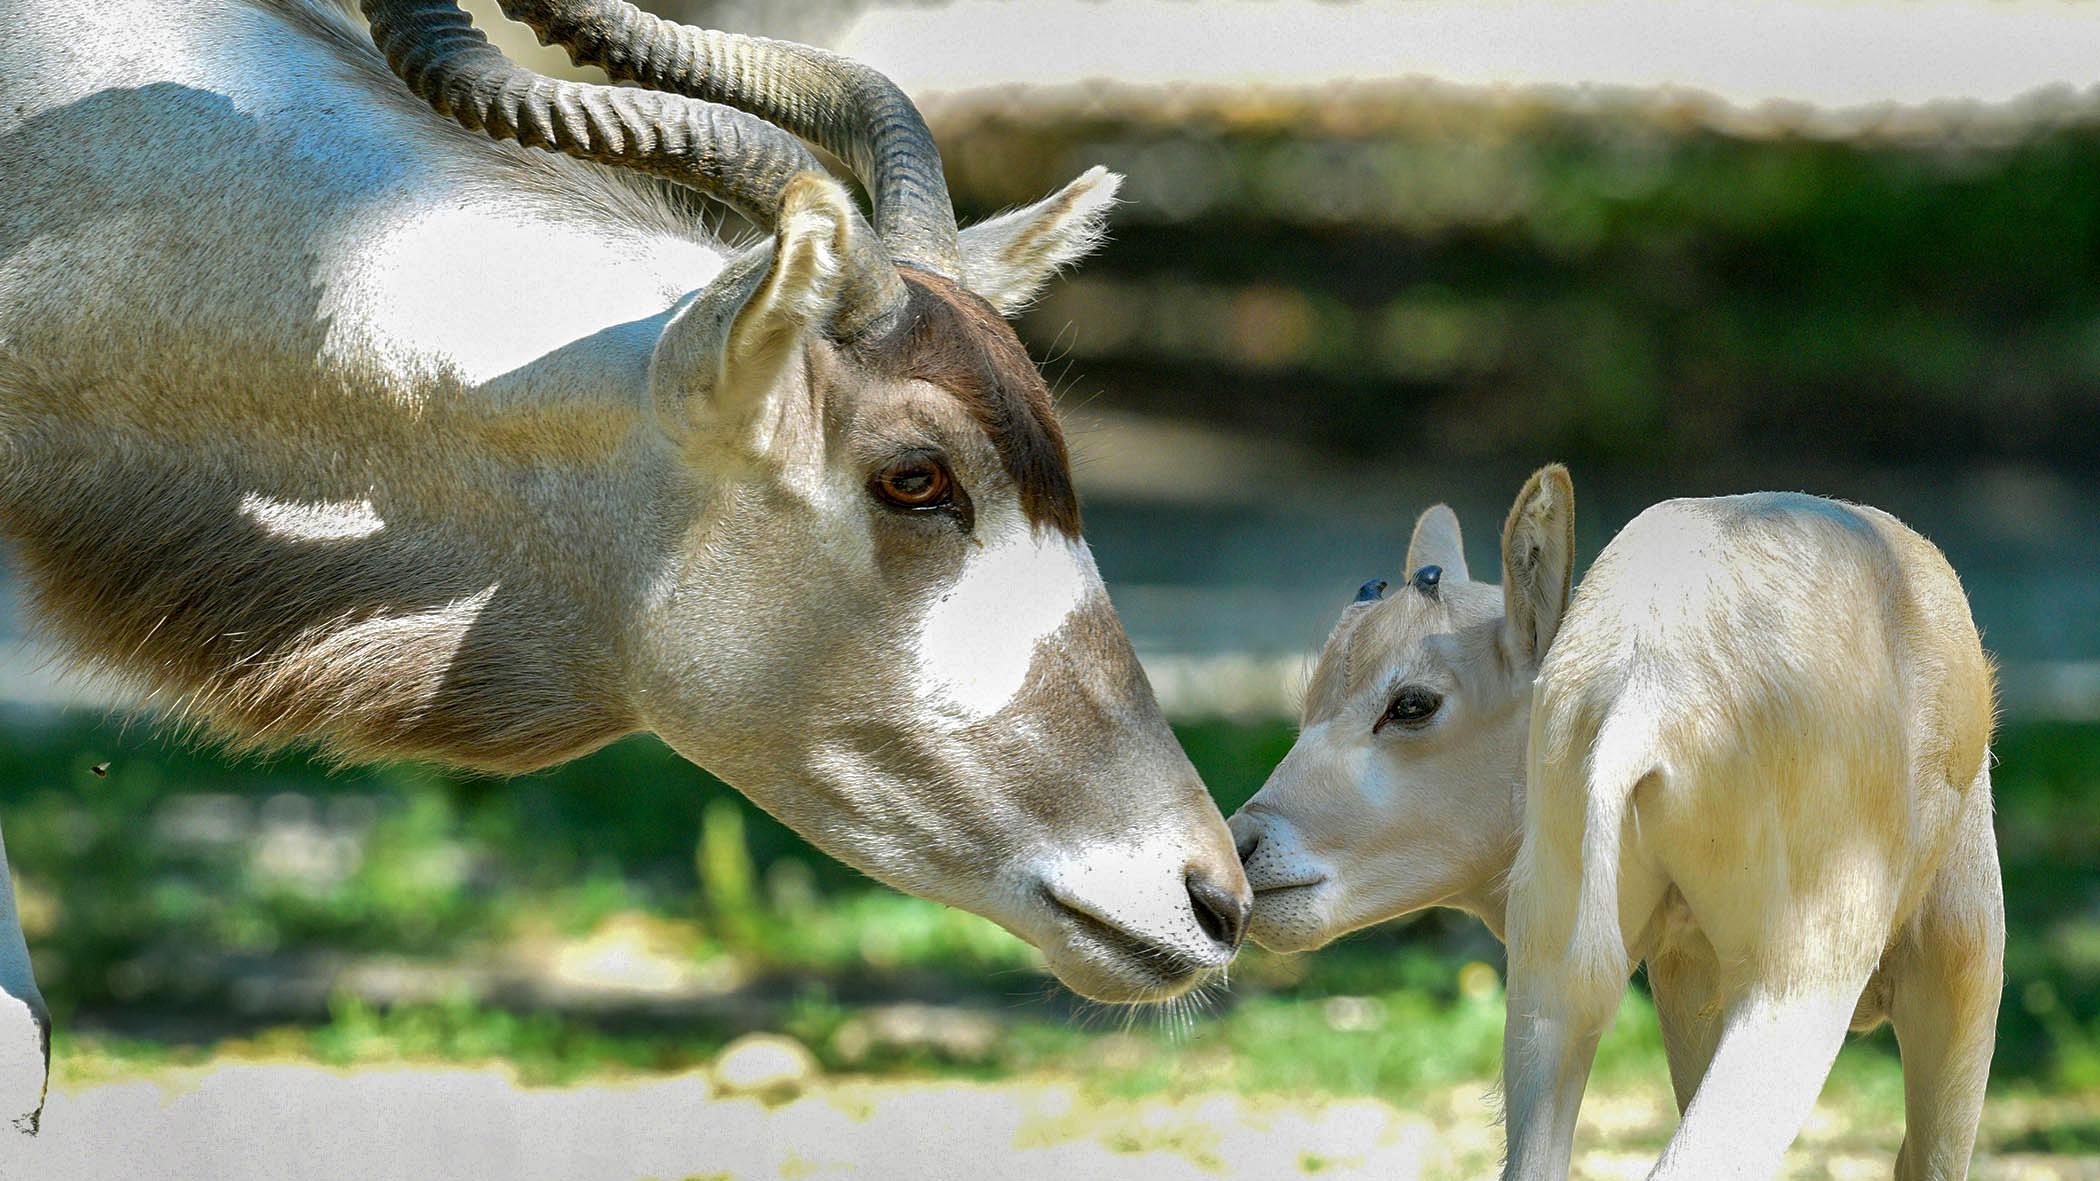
xmin=1561 ymin=706 xmax=1659 ymax=1018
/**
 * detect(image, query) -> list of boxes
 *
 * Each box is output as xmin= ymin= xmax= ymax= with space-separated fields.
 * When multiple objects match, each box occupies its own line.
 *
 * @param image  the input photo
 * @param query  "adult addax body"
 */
xmin=0 ymin=0 xmax=1249 ymax=1129
xmin=1230 ymin=468 xmax=2002 ymax=1180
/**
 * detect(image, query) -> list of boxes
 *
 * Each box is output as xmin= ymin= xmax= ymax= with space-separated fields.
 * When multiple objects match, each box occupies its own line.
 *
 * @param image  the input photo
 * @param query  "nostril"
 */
xmin=1235 ymin=831 xmax=1262 ymax=863
xmin=1187 ymin=869 xmax=1252 ymax=951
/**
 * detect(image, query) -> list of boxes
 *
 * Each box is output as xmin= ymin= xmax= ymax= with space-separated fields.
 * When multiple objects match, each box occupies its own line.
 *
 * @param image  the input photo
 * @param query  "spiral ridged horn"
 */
xmin=360 ymin=0 xmax=909 ymax=337
xmin=492 ymin=0 xmax=962 ymax=280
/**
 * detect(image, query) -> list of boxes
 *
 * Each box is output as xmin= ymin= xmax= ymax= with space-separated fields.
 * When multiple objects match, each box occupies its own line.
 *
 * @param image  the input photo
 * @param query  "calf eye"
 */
xmin=871 ymin=457 xmax=955 ymax=512
xmin=1375 ymin=686 xmax=1443 ymax=733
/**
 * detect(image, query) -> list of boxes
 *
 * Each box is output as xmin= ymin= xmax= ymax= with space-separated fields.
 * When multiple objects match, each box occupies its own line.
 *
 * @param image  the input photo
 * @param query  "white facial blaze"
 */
xmin=917 ymin=525 xmax=1097 ymax=723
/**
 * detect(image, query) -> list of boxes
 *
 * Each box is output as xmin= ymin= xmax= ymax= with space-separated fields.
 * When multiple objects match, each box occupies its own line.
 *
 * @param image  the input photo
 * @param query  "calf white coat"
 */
xmin=1232 ymin=467 xmax=2003 ymax=1180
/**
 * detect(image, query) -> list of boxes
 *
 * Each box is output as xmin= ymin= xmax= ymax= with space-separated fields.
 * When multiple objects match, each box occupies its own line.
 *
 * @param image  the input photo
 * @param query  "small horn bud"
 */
xmin=1411 ymin=565 xmax=1442 ymax=598
xmin=1355 ymin=579 xmax=1387 ymax=603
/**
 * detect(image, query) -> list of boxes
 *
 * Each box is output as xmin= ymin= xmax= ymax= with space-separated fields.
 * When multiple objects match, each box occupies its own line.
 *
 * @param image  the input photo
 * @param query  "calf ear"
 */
xmin=651 ymin=173 xmax=860 ymax=455
xmin=1500 ymin=465 xmax=1576 ymax=667
xmin=957 ymin=167 xmax=1122 ymax=315
xmin=1404 ymin=504 xmax=1469 ymax=583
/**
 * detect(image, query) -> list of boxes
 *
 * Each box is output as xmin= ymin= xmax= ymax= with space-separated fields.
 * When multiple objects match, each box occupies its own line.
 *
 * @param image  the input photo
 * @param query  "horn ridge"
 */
xmin=494 ymin=0 xmax=963 ymax=279
xmin=359 ymin=0 xmax=909 ymax=338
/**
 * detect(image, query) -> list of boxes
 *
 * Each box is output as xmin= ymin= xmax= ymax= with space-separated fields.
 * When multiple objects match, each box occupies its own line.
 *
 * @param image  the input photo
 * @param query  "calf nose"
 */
xmin=1234 ymin=829 xmax=1262 ymax=863
xmin=1186 ymin=863 xmax=1252 ymax=952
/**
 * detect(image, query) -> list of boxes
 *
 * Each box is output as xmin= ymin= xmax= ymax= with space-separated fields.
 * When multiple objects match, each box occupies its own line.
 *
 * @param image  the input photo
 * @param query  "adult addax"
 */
xmin=0 ymin=0 xmax=1250 ymax=1130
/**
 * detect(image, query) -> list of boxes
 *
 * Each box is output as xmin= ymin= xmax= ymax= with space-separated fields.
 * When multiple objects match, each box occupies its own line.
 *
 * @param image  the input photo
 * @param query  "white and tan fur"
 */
xmin=1231 ymin=466 xmax=2003 ymax=1180
xmin=0 ymin=0 xmax=1249 ymax=1130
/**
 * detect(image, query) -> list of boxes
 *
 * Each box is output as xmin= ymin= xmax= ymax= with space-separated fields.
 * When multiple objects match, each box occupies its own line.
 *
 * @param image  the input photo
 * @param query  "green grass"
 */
xmin=3 ymin=710 xmax=2097 ymax=1106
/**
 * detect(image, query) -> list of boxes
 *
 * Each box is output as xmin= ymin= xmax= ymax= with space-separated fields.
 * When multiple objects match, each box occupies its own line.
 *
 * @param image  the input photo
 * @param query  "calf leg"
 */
xmin=0 ymin=821 xmax=48 ymax=1134
xmin=1889 ymin=799 xmax=2003 ymax=1181
xmin=1648 ymin=977 xmax=1869 ymax=1181
xmin=1501 ymin=949 xmax=1624 ymax=1181
xmin=1500 ymin=824 xmax=1668 ymax=1181
xmin=1648 ymin=947 xmax=1723 ymax=1115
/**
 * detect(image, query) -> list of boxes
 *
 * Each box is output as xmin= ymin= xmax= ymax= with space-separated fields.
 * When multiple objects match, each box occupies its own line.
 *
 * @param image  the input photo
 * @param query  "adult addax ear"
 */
xmin=957 ymin=166 xmax=1123 ymax=315
xmin=650 ymin=173 xmax=862 ymax=455
xmin=1404 ymin=504 xmax=1470 ymax=583
xmin=1500 ymin=464 xmax=1576 ymax=668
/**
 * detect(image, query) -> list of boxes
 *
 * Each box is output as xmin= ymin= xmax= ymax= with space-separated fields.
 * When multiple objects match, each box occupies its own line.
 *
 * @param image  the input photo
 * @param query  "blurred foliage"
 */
xmin=0 ymin=711 xmax=2095 ymax=1103
xmin=905 ymin=98 xmax=2100 ymax=469
xmin=457 ymin=1 xmax=2100 ymax=470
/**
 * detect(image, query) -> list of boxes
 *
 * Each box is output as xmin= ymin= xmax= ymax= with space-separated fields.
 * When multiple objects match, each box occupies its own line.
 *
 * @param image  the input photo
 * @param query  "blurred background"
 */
xmin=4 ymin=2 xmax=2099 ymax=1177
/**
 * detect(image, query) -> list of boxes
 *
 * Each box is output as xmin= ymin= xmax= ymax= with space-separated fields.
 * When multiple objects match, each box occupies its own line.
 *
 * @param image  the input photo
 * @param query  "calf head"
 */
xmin=1229 ymin=466 xmax=1575 ymax=951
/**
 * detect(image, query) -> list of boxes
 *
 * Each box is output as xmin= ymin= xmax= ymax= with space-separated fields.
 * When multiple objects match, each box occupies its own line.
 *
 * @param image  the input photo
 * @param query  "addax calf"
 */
xmin=1229 ymin=466 xmax=2003 ymax=1180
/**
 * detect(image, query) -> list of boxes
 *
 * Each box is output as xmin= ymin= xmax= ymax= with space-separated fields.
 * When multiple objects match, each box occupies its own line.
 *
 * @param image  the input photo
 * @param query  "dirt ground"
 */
xmin=1 ymin=1061 xmax=2093 ymax=1181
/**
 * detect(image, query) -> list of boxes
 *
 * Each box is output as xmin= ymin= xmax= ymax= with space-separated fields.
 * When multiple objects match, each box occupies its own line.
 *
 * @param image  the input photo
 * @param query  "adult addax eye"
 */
xmin=870 ymin=456 xmax=955 ymax=512
xmin=1374 ymin=686 xmax=1443 ymax=733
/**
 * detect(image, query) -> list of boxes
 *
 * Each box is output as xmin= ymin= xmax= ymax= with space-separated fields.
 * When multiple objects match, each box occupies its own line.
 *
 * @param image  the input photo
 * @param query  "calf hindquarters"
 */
xmin=1642 ymin=768 xmax=2001 ymax=1181
xmin=1501 ymin=495 xmax=1997 ymax=1181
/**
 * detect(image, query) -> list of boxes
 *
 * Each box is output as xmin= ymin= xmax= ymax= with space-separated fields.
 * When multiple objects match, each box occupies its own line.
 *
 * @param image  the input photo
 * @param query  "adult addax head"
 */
xmin=348 ymin=0 xmax=1251 ymax=999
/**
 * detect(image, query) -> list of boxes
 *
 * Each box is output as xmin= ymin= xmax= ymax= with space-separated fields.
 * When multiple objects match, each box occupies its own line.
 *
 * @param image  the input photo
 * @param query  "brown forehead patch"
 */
xmin=854 ymin=269 xmax=1080 ymax=535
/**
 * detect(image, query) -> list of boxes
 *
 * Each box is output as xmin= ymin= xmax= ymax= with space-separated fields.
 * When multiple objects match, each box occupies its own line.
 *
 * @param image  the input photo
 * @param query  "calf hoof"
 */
xmin=0 ymin=993 xmax=48 ymax=1135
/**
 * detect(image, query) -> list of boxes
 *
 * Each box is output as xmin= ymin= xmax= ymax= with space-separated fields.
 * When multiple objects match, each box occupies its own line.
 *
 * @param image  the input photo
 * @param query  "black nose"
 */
xmin=1187 ymin=865 xmax=1252 ymax=951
